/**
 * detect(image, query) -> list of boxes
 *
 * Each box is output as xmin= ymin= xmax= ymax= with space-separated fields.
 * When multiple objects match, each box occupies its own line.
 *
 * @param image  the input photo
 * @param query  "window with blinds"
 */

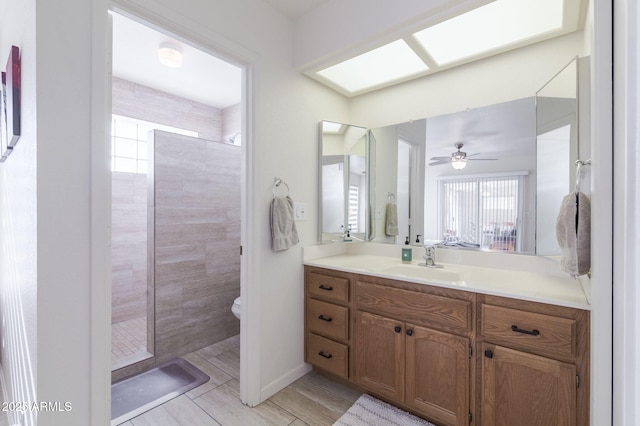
xmin=348 ymin=184 xmax=359 ymax=231
xmin=438 ymin=174 xmax=525 ymax=251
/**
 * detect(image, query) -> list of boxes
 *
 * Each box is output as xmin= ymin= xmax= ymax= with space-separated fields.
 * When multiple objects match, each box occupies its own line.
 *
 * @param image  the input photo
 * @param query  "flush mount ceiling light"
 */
xmin=158 ymin=42 xmax=183 ymax=68
xmin=316 ymin=40 xmax=429 ymax=95
xmin=412 ymin=0 xmax=564 ymax=66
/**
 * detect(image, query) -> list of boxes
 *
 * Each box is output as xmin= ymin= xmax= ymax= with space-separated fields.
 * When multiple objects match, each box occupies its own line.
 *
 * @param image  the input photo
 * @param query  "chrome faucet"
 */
xmin=420 ymin=244 xmax=444 ymax=268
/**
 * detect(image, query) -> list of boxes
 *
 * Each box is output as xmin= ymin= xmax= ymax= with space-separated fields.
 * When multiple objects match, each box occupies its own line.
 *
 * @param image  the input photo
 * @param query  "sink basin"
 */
xmin=372 ymin=264 xmax=462 ymax=282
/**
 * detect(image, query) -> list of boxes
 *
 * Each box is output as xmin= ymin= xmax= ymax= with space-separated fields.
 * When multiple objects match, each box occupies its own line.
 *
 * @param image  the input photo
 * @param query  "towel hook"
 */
xmin=273 ymin=177 xmax=290 ymax=197
xmin=388 ymin=192 xmax=396 ymax=203
xmin=574 ymin=159 xmax=591 ymax=195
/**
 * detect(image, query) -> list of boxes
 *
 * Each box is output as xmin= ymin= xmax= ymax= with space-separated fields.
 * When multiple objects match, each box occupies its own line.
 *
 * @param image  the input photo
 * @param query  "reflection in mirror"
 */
xmin=319 ymin=56 xmax=589 ymax=256
xmin=369 ymin=54 xmax=589 ymax=256
xmin=319 ymin=121 xmax=373 ymax=242
xmin=373 ymin=98 xmax=537 ymax=253
xmin=535 ymin=56 xmax=587 ymax=256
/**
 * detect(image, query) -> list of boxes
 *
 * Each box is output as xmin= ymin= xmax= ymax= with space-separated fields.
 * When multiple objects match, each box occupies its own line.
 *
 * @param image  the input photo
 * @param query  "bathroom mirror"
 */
xmin=371 ymin=97 xmax=537 ymax=253
xmin=365 ymin=56 xmax=588 ymax=255
xmin=319 ymin=121 xmax=374 ymax=242
xmin=318 ymin=57 xmax=588 ymax=255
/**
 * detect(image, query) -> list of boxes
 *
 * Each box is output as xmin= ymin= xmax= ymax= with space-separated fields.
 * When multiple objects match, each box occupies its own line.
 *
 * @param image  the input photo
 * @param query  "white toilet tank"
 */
xmin=231 ymin=297 xmax=241 ymax=319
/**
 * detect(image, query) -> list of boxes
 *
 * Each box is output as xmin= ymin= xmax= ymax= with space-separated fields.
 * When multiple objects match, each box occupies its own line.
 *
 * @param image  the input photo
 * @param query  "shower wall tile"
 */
xmin=112 ymin=172 xmax=148 ymax=324
xmin=113 ymin=78 xmax=223 ymax=142
xmin=153 ymin=131 xmax=241 ymax=365
xmin=111 ymin=77 xmax=242 ymax=379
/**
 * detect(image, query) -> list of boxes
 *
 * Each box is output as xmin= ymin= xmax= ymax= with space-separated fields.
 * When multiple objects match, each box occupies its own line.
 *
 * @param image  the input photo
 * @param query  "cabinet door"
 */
xmin=481 ymin=343 xmax=576 ymax=426
xmin=354 ymin=311 xmax=404 ymax=401
xmin=405 ymin=325 xmax=469 ymax=426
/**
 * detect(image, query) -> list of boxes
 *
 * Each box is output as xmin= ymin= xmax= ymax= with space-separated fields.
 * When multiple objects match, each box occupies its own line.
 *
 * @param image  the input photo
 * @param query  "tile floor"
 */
xmin=119 ymin=334 xmax=363 ymax=426
xmin=112 ymin=317 xmax=148 ymax=368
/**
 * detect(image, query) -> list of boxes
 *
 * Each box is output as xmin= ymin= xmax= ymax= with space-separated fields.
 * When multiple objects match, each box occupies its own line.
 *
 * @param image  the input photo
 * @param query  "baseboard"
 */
xmin=260 ymin=362 xmax=312 ymax=402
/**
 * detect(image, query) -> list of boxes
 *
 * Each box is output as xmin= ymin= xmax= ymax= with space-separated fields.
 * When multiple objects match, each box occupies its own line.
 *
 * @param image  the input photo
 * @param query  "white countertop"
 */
xmin=303 ymin=243 xmax=591 ymax=310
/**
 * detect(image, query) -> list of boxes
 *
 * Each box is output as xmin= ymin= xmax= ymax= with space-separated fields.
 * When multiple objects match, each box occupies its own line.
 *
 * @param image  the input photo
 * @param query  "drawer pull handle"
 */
xmin=406 ymin=329 xmax=413 ymax=336
xmin=318 ymin=351 xmax=333 ymax=359
xmin=318 ymin=284 xmax=333 ymax=291
xmin=318 ymin=315 xmax=333 ymax=322
xmin=511 ymin=325 xmax=540 ymax=336
xmin=484 ymin=350 xmax=494 ymax=359
xmin=394 ymin=326 xmax=401 ymax=333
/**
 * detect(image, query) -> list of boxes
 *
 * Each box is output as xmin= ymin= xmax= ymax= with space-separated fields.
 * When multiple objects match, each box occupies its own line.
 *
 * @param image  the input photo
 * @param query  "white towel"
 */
xmin=556 ymin=192 xmax=591 ymax=276
xmin=385 ymin=202 xmax=399 ymax=236
xmin=270 ymin=196 xmax=299 ymax=252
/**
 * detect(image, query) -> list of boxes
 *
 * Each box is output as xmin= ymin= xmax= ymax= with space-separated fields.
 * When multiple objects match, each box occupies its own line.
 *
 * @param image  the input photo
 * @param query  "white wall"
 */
xmin=0 ymin=0 xmax=98 ymax=424
xmin=0 ymin=1 xmax=38 ymax=425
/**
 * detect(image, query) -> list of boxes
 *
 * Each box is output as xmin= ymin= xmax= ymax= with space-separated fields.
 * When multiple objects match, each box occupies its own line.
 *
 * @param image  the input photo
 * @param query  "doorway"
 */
xmin=109 ymin=11 xmax=245 ymax=380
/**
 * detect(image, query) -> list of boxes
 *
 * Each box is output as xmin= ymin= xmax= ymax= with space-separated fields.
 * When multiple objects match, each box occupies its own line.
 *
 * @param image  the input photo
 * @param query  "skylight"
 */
xmin=309 ymin=0 xmax=584 ymax=97
xmin=316 ymin=40 xmax=429 ymax=95
xmin=412 ymin=0 xmax=564 ymax=66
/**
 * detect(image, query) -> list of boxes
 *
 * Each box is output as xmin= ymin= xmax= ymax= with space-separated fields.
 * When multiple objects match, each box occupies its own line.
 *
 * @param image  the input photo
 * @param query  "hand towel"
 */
xmin=270 ymin=195 xmax=299 ymax=252
xmin=556 ymin=192 xmax=591 ymax=276
xmin=385 ymin=202 xmax=399 ymax=236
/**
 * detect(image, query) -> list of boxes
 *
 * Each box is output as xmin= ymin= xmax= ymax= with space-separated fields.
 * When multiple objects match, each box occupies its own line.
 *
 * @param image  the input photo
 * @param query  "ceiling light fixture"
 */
xmin=451 ymin=157 xmax=467 ymax=170
xmin=158 ymin=42 xmax=183 ymax=68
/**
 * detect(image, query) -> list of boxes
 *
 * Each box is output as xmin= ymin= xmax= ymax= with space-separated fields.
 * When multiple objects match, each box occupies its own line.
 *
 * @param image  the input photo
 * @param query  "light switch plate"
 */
xmin=294 ymin=202 xmax=306 ymax=221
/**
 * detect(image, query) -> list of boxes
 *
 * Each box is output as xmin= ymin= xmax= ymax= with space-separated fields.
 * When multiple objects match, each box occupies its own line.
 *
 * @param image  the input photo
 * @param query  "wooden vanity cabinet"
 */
xmin=354 ymin=275 xmax=474 ymax=426
xmin=304 ymin=267 xmax=352 ymax=379
xmin=476 ymin=294 xmax=590 ymax=426
xmin=303 ymin=266 xmax=590 ymax=426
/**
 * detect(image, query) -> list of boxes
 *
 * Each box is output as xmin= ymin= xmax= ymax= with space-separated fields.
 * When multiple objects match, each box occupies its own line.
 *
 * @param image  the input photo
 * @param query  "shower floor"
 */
xmin=112 ymin=316 xmax=148 ymax=369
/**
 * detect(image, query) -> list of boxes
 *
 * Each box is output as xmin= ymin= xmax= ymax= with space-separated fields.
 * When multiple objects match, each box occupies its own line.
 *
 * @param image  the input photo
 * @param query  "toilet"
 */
xmin=231 ymin=297 xmax=241 ymax=319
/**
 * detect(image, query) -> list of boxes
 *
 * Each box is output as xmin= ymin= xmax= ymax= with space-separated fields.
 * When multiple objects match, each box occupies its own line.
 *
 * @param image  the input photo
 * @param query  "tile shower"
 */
xmin=111 ymin=77 xmax=241 ymax=378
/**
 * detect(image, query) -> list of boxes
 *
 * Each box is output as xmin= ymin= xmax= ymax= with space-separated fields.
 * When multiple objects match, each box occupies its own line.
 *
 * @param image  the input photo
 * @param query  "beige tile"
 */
xmin=194 ymin=380 xmax=294 ymax=426
xmin=196 ymin=335 xmax=240 ymax=360
xmin=204 ymin=347 xmax=240 ymax=379
xmin=129 ymin=395 xmax=219 ymax=426
xmin=288 ymin=420 xmax=310 ymax=426
xmin=301 ymin=371 xmax=363 ymax=404
xmin=180 ymin=353 xmax=234 ymax=399
xmin=268 ymin=377 xmax=354 ymax=426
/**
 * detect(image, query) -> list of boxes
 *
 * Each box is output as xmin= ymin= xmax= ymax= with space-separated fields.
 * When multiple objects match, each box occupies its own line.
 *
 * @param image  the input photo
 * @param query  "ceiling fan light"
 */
xmin=451 ymin=158 xmax=467 ymax=170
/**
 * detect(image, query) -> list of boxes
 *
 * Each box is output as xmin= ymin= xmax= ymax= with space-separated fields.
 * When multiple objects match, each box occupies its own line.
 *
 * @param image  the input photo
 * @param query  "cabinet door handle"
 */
xmin=394 ymin=326 xmax=402 ymax=333
xmin=318 ymin=284 xmax=333 ymax=291
xmin=406 ymin=329 xmax=413 ymax=336
xmin=318 ymin=351 xmax=333 ymax=359
xmin=318 ymin=315 xmax=332 ymax=322
xmin=484 ymin=350 xmax=494 ymax=359
xmin=511 ymin=325 xmax=540 ymax=336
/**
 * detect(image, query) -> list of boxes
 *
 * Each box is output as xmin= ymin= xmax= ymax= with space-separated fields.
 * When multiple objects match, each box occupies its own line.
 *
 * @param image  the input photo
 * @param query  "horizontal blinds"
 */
xmin=440 ymin=175 xmax=521 ymax=250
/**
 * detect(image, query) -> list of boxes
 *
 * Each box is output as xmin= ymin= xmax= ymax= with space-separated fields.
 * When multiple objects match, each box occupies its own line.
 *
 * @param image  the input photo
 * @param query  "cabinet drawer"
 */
xmin=307 ymin=299 xmax=349 ymax=341
xmin=307 ymin=271 xmax=349 ymax=303
xmin=355 ymin=281 xmax=472 ymax=331
xmin=306 ymin=333 xmax=349 ymax=379
xmin=481 ymin=304 xmax=576 ymax=359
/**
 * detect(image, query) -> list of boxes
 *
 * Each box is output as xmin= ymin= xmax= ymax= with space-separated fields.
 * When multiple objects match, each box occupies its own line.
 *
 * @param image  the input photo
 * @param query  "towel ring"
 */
xmin=574 ymin=159 xmax=591 ymax=195
xmin=273 ymin=177 xmax=290 ymax=197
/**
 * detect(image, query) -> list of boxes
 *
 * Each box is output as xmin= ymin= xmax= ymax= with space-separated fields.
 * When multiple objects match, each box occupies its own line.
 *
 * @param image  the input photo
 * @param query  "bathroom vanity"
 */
xmin=303 ymin=247 xmax=590 ymax=426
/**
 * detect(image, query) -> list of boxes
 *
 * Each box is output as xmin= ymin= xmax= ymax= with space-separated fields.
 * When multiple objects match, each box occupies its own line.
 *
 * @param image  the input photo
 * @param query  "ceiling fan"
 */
xmin=428 ymin=143 xmax=497 ymax=170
